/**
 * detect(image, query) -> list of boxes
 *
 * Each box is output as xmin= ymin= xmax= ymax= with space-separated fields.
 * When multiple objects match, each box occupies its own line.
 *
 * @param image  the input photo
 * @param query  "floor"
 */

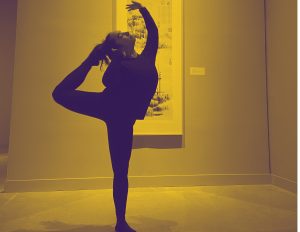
xmin=0 ymin=155 xmax=297 ymax=232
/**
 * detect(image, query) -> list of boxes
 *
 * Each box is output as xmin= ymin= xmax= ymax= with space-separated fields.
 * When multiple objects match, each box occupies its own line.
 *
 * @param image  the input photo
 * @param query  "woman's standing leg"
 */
xmin=106 ymin=118 xmax=136 ymax=231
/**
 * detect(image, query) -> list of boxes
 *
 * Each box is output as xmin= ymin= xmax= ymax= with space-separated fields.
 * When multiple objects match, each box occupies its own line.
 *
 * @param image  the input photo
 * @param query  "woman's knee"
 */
xmin=113 ymin=169 xmax=129 ymax=180
xmin=52 ymin=89 xmax=60 ymax=103
xmin=52 ymin=88 xmax=66 ymax=105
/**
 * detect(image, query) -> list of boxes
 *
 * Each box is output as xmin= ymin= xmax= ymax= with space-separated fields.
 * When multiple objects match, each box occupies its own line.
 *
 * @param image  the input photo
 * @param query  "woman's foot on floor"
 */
xmin=115 ymin=221 xmax=136 ymax=232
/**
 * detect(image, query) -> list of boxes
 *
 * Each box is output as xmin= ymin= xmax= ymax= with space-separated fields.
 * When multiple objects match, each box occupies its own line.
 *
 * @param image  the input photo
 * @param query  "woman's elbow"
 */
xmin=151 ymin=25 xmax=158 ymax=37
xmin=153 ymin=27 xmax=159 ymax=41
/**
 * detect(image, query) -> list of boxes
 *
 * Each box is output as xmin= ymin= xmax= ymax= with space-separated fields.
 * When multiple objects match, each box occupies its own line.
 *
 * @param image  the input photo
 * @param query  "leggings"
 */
xmin=52 ymin=62 xmax=136 ymax=223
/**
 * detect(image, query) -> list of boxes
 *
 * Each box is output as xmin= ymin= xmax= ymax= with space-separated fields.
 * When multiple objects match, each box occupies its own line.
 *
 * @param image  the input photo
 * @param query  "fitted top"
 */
xmin=102 ymin=7 xmax=159 ymax=120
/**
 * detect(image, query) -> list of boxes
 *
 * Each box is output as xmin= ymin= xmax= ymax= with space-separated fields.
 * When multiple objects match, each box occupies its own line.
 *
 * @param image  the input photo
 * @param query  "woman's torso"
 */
xmin=102 ymin=55 xmax=158 ymax=119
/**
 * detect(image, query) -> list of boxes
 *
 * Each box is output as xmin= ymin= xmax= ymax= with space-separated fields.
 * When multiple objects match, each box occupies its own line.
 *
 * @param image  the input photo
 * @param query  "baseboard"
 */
xmin=271 ymin=174 xmax=297 ymax=194
xmin=4 ymin=173 xmax=271 ymax=192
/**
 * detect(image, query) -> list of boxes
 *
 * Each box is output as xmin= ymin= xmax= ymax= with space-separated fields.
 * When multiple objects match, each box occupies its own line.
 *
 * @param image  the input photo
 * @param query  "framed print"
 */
xmin=114 ymin=0 xmax=183 ymax=135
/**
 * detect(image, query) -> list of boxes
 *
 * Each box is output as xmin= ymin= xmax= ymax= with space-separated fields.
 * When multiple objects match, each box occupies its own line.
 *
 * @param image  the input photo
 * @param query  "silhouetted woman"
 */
xmin=52 ymin=1 xmax=158 ymax=232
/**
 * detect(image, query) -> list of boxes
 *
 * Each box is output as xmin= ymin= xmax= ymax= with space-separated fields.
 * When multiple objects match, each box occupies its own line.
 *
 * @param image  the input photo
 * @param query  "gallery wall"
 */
xmin=0 ymin=0 xmax=17 ymax=153
xmin=266 ymin=0 xmax=297 ymax=191
xmin=4 ymin=0 xmax=271 ymax=191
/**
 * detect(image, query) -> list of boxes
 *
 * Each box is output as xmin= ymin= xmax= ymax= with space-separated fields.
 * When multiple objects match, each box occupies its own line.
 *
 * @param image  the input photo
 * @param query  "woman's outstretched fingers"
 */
xmin=131 ymin=0 xmax=142 ymax=5
xmin=126 ymin=1 xmax=143 ymax=11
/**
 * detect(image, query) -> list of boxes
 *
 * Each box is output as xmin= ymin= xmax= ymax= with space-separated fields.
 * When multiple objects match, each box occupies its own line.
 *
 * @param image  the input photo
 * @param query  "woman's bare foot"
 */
xmin=115 ymin=221 xmax=136 ymax=232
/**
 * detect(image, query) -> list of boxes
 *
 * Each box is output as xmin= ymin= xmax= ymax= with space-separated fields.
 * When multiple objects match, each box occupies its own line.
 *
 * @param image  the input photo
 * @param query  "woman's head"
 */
xmin=96 ymin=31 xmax=136 ymax=69
xmin=106 ymin=31 xmax=136 ymax=51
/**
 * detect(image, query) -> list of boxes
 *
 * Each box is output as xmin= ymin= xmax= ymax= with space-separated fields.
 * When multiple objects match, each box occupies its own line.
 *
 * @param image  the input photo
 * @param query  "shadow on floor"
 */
xmin=11 ymin=216 xmax=178 ymax=232
xmin=12 ymin=220 xmax=115 ymax=232
xmin=131 ymin=215 xmax=177 ymax=231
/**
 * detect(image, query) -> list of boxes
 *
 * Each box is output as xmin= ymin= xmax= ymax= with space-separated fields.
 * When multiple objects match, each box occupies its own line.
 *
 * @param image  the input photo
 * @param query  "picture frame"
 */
xmin=113 ymin=0 xmax=183 ymax=135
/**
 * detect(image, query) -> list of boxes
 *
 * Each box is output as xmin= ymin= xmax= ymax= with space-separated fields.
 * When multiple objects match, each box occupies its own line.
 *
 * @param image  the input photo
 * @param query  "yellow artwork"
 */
xmin=115 ymin=0 xmax=183 ymax=135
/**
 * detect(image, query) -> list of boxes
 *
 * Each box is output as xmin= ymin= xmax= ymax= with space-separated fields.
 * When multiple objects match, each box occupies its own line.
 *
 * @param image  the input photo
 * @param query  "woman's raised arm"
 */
xmin=126 ymin=1 xmax=158 ymax=60
xmin=139 ymin=7 xmax=158 ymax=59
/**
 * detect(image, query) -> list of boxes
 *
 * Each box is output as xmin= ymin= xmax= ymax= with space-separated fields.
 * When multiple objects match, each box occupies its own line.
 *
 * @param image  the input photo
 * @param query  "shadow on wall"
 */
xmin=133 ymin=135 xmax=183 ymax=149
xmin=11 ymin=216 xmax=177 ymax=232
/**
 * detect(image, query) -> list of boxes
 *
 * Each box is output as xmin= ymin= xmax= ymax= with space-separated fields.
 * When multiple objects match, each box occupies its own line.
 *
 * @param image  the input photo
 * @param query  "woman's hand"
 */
xmin=126 ymin=1 xmax=144 ymax=11
xmin=85 ymin=44 xmax=104 ymax=66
